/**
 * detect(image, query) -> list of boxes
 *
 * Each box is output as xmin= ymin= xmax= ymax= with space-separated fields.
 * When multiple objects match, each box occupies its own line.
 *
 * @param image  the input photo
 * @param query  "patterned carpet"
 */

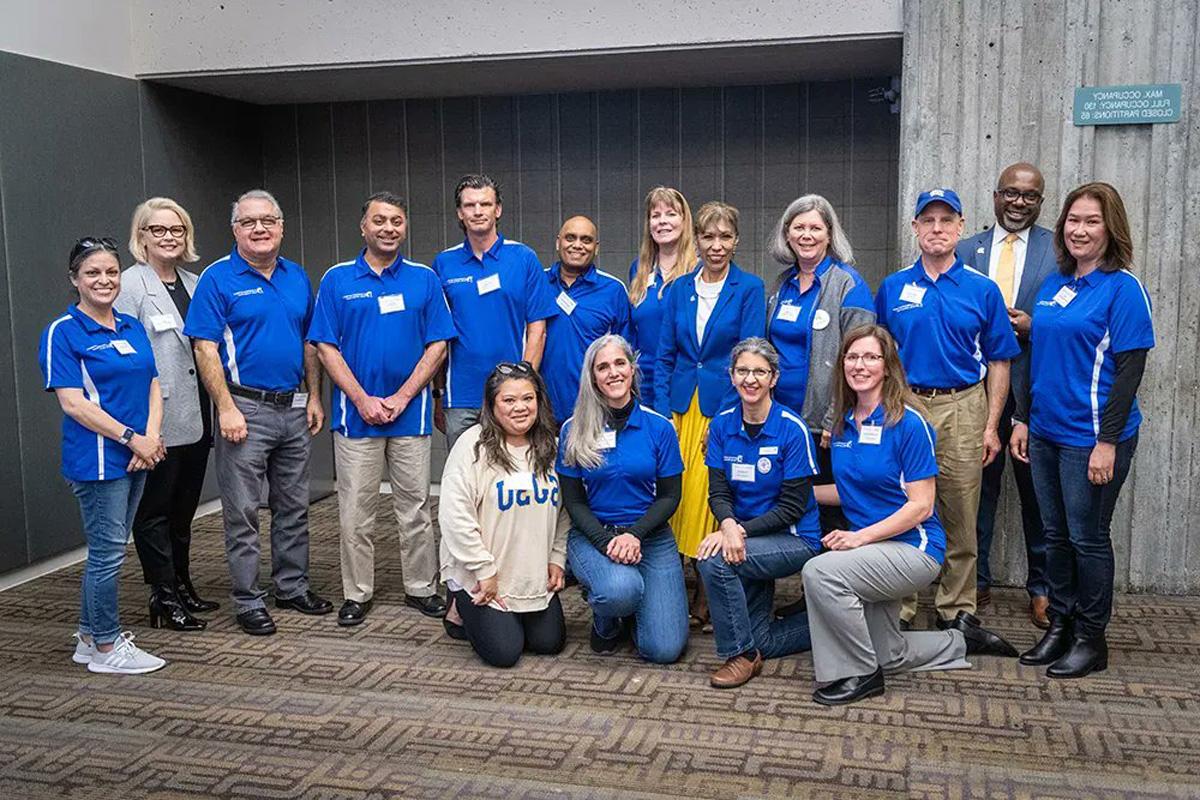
xmin=1 ymin=496 xmax=1198 ymax=799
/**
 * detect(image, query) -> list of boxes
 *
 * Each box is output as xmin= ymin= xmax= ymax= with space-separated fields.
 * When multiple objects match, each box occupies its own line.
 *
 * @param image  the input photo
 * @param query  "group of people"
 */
xmin=40 ymin=164 xmax=1152 ymax=705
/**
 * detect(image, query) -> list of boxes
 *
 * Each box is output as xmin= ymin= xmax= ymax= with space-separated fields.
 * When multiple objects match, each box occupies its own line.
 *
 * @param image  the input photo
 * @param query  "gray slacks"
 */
xmin=444 ymin=407 xmax=480 ymax=451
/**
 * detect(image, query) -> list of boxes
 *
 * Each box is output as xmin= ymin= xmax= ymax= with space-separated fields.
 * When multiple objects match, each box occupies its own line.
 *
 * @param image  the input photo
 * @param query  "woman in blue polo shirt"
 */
xmin=696 ymin=338 xmax=820 ymax=688
xmin=802 ymin=325 xmax=969 ymax=705
xmin=39 ymin=237 xmax=168 ymax=675
xmin=557 ymin=334 xmax=688 ymax=663
xmin=1012 ymin=182 xmax=1154 ymax=679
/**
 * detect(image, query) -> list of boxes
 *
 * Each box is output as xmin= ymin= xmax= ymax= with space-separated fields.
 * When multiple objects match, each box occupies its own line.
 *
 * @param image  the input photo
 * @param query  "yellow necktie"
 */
xmin=996 ymin=232 xmax=1018 ymax=307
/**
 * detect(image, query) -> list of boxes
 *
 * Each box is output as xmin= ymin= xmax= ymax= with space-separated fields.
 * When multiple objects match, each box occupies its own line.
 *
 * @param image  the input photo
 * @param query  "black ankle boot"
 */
xmin=149 ymin=584 xmax=207 ymax=631
xmin=1020 ymin=615 xmax=1072 ymax=665
xmin=1046 ymin=632 xmax=1107 ymax=679
xmin=175 ymin=575 xmax=220 ymax=613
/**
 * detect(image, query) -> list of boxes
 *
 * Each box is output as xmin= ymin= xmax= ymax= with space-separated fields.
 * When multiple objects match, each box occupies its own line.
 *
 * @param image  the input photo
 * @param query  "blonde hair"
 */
xmin=629 ymin=187 xmax=697 ymax=306
xmin=128 ymin=197 xmax=200 ymax=264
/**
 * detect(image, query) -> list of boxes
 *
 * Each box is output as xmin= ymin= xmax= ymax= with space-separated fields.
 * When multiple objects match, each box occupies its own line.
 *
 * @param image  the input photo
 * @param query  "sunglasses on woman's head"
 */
xmin=495 ymin=361 xmax=534 ymax=377
xmin=69 ymin=236 xmax=120 ymax=268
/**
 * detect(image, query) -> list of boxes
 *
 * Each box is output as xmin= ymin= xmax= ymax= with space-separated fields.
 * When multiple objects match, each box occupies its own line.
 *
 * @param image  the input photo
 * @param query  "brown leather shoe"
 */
xmin=977 ymin=586 xmax=992 ymax=609
xmin=1030 ymin=595 xmax=1050 ymax=629
xmin=711 ymin=651 xmax=763 ymax=688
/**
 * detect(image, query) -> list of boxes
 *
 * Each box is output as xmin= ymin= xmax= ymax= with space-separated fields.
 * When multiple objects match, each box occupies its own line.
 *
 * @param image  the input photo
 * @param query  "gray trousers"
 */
xmin=802 ymin=541 xmax=969 ymax=684
xmin=215 ymin=394 xmax=312 ymax=612
xmin=444 ymin=407 xmax=480 ymax=451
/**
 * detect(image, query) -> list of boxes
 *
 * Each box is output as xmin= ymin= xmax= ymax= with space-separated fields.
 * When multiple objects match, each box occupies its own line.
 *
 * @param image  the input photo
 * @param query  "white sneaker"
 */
xmin=72 ymin=632 xmax=94 ymax=665
xmin=87 ymin=631 xmax=166 ymax=675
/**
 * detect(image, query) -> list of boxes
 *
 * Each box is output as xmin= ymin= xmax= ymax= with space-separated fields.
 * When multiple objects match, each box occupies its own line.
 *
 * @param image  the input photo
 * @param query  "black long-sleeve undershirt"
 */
xmin=708 ymin=467 xmax=813 ymax=537
xmin=559 ymin=474 xmax=681 ymax=550
xmin=1098 ymin=349 xmax=1148 ymax=443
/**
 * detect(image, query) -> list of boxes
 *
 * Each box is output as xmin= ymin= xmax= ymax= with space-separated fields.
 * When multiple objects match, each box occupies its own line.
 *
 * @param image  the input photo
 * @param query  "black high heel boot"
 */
xmin=1047 ymin=632 xmax=1108 ymax=679
xmin=149 ymin=584 xmax=207 ymax=631
xmin=1020 ymin=615 xmax=1072 ymax=665
xmin=175 ymin=575 xmax=220 ymax=613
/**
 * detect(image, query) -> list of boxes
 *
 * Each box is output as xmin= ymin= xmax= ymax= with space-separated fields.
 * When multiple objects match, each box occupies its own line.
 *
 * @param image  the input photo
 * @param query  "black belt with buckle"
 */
xmin=911 ymin=381 xmax=981 ymax=398
xmin=229 ymin=384 xmax=297 ymax=407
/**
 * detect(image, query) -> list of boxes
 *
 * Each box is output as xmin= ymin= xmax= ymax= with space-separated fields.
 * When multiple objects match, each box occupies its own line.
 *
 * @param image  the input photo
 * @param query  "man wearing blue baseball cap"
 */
xmin=874 ymin=188 xmax=1020 ymax=656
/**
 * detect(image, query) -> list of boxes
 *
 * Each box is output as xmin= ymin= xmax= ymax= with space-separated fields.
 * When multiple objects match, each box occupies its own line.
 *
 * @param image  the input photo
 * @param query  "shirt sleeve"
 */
xmin=873 ymin=282 xmax=892 ymax=330
xmin=305 ymin=272 xmax=340 ymax=345
xmin=897 ymin=409 xmax=939 ymax=482
xmin=703 ymin=417 xmax=725 ymax=470
xmin=980 ymin=280 xmax=1021 ymax=361
xmin=437 ymin=438 xmax=497 ymax=581
xmin=424 ymin=274 xmax=458 ymax=345
xmin=523 ymin=251 xmax=559 ymax=324
xmin=182 ymin=270 xmax=226 ymax=342
xmin=130 ymin=319 xmax=158 ymax=379
xmin=40 ymin=318 xmax=82 ymax=391
xmin=841 ymin=271 xmax=875 ymax=313
xmin=655 ymin=416 xmax=686 ymax=477
xmin=301 ymin=273 xmax=316 ymax=335
xmin=613 ymin=288 xmax=634 ymax=341
xmin=554 ymin=423 xmax=581 ymax=478
xmin=783 ymin=421 xmax=820 ymax=480
xmin=1108 ymin=273 xmax=1155 ymax=353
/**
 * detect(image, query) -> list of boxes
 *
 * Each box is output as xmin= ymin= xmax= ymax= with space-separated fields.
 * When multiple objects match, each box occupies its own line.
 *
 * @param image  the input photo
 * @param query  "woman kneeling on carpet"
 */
xmin=439 ymin=362 xmax=569 ymax=668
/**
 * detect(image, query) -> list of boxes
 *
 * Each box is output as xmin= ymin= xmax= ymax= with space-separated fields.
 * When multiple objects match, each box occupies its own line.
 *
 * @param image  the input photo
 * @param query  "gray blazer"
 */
xmin=114 ymin=263 xmax=204 ymax=447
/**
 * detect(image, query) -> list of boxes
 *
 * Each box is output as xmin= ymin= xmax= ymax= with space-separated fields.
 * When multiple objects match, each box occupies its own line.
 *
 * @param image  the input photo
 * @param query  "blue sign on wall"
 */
xmin=1074 ymin=84 xmax=1182 ymax=126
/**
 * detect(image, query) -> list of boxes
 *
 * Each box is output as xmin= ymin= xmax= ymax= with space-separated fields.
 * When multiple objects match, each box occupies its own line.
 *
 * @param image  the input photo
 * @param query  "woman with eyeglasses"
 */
xmin=558 ymin=334 xmax=688 ymax=663
xmin=695 ymin=338 xmax=820 ymax=688
xmin=113 ymin=198 xmax=217 ymax=632
xmin=439 ymin=361 xmax=569 ymax=667
xmin=39 ymin=237 xmax=168 ymax=674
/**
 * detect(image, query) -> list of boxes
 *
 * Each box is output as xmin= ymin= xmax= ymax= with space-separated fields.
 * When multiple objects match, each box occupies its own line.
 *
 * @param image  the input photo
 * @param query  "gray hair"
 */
xmin=562 ymin=334 xmax=642 ymax=470
xmin=230 ymin=189 xmax=284 ymax=225
xmin=730 ymin=337 xmax=780 ymax=374
xmin=767 ymin=194 xmax=854 ymax=267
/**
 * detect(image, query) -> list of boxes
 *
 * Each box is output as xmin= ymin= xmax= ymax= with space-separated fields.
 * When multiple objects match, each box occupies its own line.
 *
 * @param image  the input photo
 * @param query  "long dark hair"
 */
xmin=831 ymin=324 xmax=920 ymax=436
xmin=1053 ymin=181 xmax=1134 ymax=275
xmin=473 ymin=364 xmax=558 ymax=478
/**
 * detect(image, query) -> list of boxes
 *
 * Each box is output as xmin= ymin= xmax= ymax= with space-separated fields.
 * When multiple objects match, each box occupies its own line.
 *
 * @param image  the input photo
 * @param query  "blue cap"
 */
xmin=913 ymin=188 xmax=963 ymax=218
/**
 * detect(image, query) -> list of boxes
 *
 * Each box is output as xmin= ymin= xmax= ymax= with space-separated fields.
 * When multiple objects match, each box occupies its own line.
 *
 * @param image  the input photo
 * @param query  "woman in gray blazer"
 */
xmin=115 ymin=198 xmax=216 ymax=630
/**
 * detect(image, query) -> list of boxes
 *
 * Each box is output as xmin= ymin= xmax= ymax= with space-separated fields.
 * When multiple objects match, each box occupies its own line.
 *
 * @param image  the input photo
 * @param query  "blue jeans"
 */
xmin=1029 ymin=433 xmax=1136 ymax=638
xmin=567 ymin=528 xmax=689 ymax=664
xmin=698 ymin=532 xmax=817 ymax=660
xmin=70 ymin=472 xmax=148 ymax=645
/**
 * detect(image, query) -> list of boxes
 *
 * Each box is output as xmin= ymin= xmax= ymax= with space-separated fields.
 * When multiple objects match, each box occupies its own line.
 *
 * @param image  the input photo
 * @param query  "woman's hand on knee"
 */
xmin=821 ymin=529 xmax=863 ymax=551
xmin=696 ymin=532 xmax=724 ymax=560
xmin=606 ymin=532 xmax=642 ymax=564
xmin=472 ymin=575 xmax=504 ymax=607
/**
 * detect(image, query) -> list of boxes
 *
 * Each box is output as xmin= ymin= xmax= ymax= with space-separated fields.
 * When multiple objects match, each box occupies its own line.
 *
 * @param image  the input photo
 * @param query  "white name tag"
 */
xmin=111 ymin=339 xmax=136 ymax=355
xmin=776 ymin=303 xmax=801 ymax=322
xmin=477 ymin=273 xmax=501 ymax=295
xmin=731 ymin=462 xmax=756 ymax=482
xmin=812 ymin=309 xmax=831 ymax=330
xmin=378 ymin=294 xmax=406 ymax=314
xmin=556 ymin=291 xmax=577 ymax=315
xmin=291 ymin=391 xmax=309 ymax=409
xmin=149 ymin=314 xmax=177 ymax=332
xmin=899 ymin=284 xmax=926 ymax=305
xmin=1052 ymin=286 xmax=1077 ymax=307
xmin=599 ymin=429 xmax=617 ymax=450
xmin=858 ymin=425 xmax=883 ymax=445
xmin=759 ymin=446 xmax=779 ymax=456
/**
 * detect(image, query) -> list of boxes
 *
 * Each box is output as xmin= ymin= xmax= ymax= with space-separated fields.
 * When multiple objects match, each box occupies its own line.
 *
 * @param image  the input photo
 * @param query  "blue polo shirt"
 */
xmin=770 ymin=257 xmax=873 ymax=410
xmin=704 ymin=401 xmax=822 ymax=548
xmin=556 ymin=404 xmax=684 ymax=527
xmin=39 ymin=306 xmax=158 ymax=482
xmin=1030 ymin=269 xmax=1154 ymax=447
xmin=433 ymin=235 xmax=558 ymax=409
xmin=542 ymin=263 xmax=633 ymax=422
xmin=307 ymin=251 xmax=457 ymax=438
xmin=830 ymin=404 xmax=945 ymax=563
xmin=184 ymin=247 xmax=314 ymax=392
xmin=875 ymin=258 xmax=1020 ymax=389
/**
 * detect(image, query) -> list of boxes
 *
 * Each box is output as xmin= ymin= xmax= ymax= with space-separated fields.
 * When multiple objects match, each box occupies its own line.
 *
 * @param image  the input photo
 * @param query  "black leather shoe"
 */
xmin=590 ymin=618 xmax=630 ymax=654
xmin=175 ymin=575 xmax=220 ymax=613
xmin=236 ymin=607 xmax=277 ymax=636
xmin=813 ymin=667 xmax=885 ymax=706
xmin=948 ymin=611 xmax=1019 ymax=657
xmin=442 ymin=617 xmax=468 ymax=640
xmin=1047 ymin=633 xmax=1108 ymax=679
xmin=405 ymin=593 xmax=448 ymax=618
xmin=337 ymin=599 xmax=372 ymax=627
xmin=1020 ymin=615 xmax=1072 ymax=665
xmin=149 ymin=585 xmax=206 ymax=631
xmin=275 ymin=590 xmax=334 ymax=615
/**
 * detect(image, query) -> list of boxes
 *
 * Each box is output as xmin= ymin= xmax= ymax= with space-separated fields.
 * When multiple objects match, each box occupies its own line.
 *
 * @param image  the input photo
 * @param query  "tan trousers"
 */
xmin=333 ymin=433 xmax=437 ymax=602
xmin=901 ymin=382 xmax=987 ymax=623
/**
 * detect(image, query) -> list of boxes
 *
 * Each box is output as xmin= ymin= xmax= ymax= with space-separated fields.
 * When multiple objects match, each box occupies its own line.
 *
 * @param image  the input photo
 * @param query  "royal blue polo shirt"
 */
xmin=830 ymin=404 xmax=946 ymax=563
xmin=184 ymin=247 xmax=314 ymax=392
xmin=307 ymin=251 xmax=457 ymax=438
xmin=1030 ymin=269 xmax=1155 ymax=447
xmin=39 ymin=306 xmax=158 ymax=482
xmin=704 ymin=401 xmax=822 ymax=548
xmin=769 ymin=257 xmax=874 ymax=410
xmin=875 ymin=258 xmax=1020 ymax=389
xmin=556 ymin=403 xmax=684 ymax=527
xmin=541 ymin=263 xmax=633 ymax=422
xmin=433 ymin=235 xmax=558 ymax=409
xmin=629 ymin=259 xmax=667 ymax=408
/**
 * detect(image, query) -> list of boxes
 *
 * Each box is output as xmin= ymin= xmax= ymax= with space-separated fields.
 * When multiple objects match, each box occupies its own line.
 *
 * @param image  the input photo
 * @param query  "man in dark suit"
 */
xmin=956 ymin=162 xmax=1054 ymax=629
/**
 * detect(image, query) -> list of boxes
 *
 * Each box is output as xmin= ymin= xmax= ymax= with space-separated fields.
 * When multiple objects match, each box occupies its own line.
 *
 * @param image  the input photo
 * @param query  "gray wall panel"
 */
xmin=0 ymin=117 xmax=28 ymax=571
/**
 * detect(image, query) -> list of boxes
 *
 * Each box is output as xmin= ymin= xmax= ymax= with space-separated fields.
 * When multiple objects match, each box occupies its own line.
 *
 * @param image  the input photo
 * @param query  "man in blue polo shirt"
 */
xmin=542 ymin=215 xmax=633 ymax=423
xmin=185 ymin=189 xmax=332 ymax=636
xmin=308 ymin=192 xmax=456 ymax=626
xmin=875 ymin=188 xmax=1020 ymax=648
xmin=432 ymin=174 xmax=558 ymax=448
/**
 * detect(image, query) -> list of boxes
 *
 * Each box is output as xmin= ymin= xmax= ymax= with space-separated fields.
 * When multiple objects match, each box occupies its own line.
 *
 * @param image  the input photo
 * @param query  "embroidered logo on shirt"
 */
xmin=233 ymin=287 xmax=265 ymax=298
xmin=342 ymin=290 xmax=374 ymax=301
xmin=446 ymin=276 xmax=475 ymax=286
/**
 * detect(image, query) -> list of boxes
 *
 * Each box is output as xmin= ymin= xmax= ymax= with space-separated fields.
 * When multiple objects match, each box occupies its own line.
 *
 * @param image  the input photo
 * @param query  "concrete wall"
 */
xmin=0 ymin=0 xmax=134 ymax=77
xmin=898 ymin=0 xmax=1200 ymax=593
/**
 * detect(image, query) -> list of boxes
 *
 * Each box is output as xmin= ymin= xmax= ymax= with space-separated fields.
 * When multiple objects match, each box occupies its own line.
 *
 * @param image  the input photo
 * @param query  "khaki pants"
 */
xmin=333 ymin=433 xmax=438 ymax=602
xmin=901 ymin=382 xmax=987 ymax=623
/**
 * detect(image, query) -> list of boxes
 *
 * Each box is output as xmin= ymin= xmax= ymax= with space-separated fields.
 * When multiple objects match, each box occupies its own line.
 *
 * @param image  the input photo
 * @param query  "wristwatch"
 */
xmin=431 ymin=388 xmax=443 ymax=399
xmin=118 ymin=427 xmax=135 ymax=445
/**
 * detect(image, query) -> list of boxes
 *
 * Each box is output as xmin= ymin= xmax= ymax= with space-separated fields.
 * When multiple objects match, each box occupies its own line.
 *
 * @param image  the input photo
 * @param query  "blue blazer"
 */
xmin=653 ymin=263 xmax=766 ymax=417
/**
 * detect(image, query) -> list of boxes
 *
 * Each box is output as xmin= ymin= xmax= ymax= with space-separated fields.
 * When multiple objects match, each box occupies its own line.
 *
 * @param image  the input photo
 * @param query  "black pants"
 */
xmin=452 ymin=589 xmax=566 ymax=668
xmin=812 ymin=432 xmax=850 ymax=534
xmin=131 ymin=439 xmax=210 ymax=585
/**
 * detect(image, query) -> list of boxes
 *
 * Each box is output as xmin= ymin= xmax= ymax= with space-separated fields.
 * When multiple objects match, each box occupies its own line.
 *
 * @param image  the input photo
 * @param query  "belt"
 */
xmin=910 ymin=381 xmax=981 ymax=398
xmin=229 ymin=383 xmax=298 ymax=407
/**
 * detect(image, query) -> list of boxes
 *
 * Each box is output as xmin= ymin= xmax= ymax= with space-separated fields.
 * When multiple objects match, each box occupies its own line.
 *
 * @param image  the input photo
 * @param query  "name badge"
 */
xmin=477 ymin=273 xmax=501 ymax=295
xmin=731 ymin=462 xmax=756 ymax=482
xmin=1052 ymin=286 xmax=1077 ymax=307
xmin=858 ymin=425 xmax=882 ymax=445
xmin=759 ymin=446 xmax=779 ymax=456
xmin=599 ymin=430 xmax=617 ymax=450
xmin=291 ymin=391 xmax=309 ymax=410
xmin=812 ymin=309 xmax=831 ymax=330
xmin=378 ymin=294 xmax=406 ymax=314
xmin=776 ymin=303 xmax=801 ymax=322
xmin=899 ymin=284 xmax=926 ymax=305
xmin=556 ymin=291 xmax=577 ymax=315
xmin=149 ymin=314 xmax=177 ymax=332
xmin=111 ymin=339 xmax=136 ymax=355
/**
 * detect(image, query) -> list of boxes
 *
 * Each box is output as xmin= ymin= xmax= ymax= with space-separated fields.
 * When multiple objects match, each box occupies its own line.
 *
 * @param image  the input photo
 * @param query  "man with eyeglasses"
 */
xmin=957 ymin=163 xmax=1056 ymax=629
xmin=184 ymin=189 xmax=332 ymax=635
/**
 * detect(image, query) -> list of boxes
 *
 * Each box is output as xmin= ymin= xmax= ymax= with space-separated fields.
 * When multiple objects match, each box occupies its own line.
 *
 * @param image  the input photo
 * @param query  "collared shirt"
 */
xmin=39 ymin=306 xmax=158 ymax=482
xmin=875 ymin=258 xmax=1020 ymax=388
xmin=556 ymin=403 xmax=684 ymax=526
xmin=628 ymin=259 xmax=666 ymax=408
xmin=433 ymin=235 xmax=558 ymax=409
xmin=704 ymin=400 xmax=822 ymax=548
xmin=307 ymin=251 xmax=457 ymax=438
xmin=541 ymin=262 xmax=634 ymax=422
xmin=830 ymin=404 xmax=946 ymax=563
xmin=184 ymin=247 xmax=314 ymax=392
xmin=987 ymin=224 xmax=1030 ymax=298
xmin=1030 ymin=268 xmax=1154 ymax=447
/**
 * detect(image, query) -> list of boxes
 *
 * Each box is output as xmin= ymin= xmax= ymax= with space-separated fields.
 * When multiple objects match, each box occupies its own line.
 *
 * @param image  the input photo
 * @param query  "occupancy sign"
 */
xmin=1073 ymin=84 xmax=1182 ymax=126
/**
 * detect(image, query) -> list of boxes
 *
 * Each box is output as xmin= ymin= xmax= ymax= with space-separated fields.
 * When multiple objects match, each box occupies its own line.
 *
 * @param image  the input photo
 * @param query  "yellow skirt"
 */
xmin=670 ymin=391 xmax=717 ymax=558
